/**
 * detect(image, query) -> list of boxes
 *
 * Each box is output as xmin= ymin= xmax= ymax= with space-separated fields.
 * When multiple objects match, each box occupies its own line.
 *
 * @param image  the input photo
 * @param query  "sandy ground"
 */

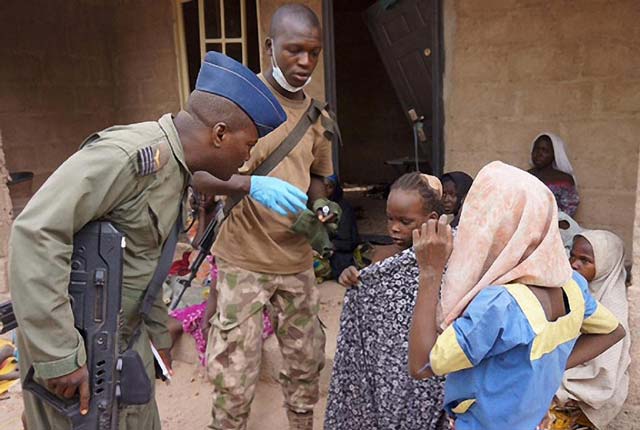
xmin=0 ymin=282 xmax=346 ymax=430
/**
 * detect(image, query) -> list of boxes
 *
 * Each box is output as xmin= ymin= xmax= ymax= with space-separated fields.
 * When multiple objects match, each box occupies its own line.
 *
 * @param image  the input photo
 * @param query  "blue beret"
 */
xmin=195 ymin=51 xmax=286 ymax=138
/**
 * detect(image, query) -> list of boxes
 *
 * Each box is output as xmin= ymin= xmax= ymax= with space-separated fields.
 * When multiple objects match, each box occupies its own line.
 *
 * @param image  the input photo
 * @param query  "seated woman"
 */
xmin=325 ymin=172 xmax=450 ymax=430
xmin=528 ymin=132 xmax=579 ymax=216
xmin=408 ymin=161 xmax=625 ymax=430
xmin=440 ymin=171 xmax=473 ymax=228
xmin=549 ymin=230 xmax=631 ymax=430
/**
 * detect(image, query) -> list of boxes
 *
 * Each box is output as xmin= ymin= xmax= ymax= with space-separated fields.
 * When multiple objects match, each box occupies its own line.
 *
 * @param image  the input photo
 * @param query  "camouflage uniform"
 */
xmin=206 ymin=258 xmax=326 ymax=429
xmin=207 ymin=72 xmax=334 ymax=429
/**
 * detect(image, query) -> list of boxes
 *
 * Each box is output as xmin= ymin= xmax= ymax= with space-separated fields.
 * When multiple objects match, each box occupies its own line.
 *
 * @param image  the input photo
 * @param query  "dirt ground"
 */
xmin=0 ymin=282 xmax=346 ymax=430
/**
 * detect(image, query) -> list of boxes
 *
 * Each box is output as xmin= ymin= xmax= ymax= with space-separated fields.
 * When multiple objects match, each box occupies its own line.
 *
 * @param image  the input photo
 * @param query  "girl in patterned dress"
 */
xmin=325 ymin=172 xmax=450 ymax=430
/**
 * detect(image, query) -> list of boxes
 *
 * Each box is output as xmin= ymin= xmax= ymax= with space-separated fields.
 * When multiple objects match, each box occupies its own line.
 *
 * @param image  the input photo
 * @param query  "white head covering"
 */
xmin=530 ymin=132 xmax=577 ymax=185
xmin=556 ymin=230 xmax=630 ymax=428
xmin=558 ymin=211 xmax=582 ymax=256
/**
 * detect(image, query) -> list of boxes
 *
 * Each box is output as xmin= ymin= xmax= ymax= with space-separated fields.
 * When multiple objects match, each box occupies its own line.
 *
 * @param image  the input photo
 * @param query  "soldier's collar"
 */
xmin=158 ymin=113 xmax=191 ymax=176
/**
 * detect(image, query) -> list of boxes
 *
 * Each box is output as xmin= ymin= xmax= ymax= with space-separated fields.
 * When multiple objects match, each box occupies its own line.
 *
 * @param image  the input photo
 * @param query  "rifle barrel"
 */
xmin=170 ymin=215 xmax=219 ymax=310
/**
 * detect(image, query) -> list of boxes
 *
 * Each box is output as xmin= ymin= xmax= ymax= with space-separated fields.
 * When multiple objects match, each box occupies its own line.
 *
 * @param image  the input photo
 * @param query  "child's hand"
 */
xmin=339 ymin=266 xmax=360 ymax=287
xmin=413 ymin=215 xmax=453 ymax=273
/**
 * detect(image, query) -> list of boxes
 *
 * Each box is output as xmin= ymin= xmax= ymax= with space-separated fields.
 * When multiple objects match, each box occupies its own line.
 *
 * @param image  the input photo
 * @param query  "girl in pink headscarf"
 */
xmin=407 ymin=161 xmax=625 ymax=430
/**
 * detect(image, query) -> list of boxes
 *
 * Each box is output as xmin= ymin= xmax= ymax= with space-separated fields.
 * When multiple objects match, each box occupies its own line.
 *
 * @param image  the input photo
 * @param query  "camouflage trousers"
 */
xmin=206 ymin=259 xmax=326 ymax=430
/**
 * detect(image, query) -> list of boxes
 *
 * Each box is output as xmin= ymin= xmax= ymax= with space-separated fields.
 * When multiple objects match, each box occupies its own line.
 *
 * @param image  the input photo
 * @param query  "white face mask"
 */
xmin=270 ymin=42 xmax=311 ymax=93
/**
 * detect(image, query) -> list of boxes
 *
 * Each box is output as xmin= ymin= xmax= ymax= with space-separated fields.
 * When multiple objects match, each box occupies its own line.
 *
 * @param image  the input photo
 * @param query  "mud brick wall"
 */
xmin=443 ymin=0 xmax=640 ymax=252
xmin=0 ymin=0 xmax=182 ymax=189
xmin=0 ymin=1 xmax=116 ymax=189
xmin=112 ymin=0 xmax=182 ymax=124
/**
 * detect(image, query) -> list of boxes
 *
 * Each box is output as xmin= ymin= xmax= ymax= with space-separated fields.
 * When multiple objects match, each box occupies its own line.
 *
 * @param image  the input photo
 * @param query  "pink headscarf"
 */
xmin=441 ymin=161 xmax=572 ymax=326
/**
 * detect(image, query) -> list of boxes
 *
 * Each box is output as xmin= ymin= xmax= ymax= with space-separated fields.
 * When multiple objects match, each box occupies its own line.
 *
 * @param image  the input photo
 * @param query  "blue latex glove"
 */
xmin=250 ymin=176 xmax=308 ymax=216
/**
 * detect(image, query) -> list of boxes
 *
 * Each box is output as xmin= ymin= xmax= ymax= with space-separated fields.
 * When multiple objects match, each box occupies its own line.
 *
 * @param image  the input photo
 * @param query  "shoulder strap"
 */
xmin=128 ymin=207 xmax=182 ymax=348
xmin=139 ymin=209 xmax=182 ymax=318
xmin=222 ymin=98 xmax=328 ymax=217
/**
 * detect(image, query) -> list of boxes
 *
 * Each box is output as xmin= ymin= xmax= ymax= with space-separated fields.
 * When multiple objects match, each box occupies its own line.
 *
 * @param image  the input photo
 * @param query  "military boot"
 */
xmin=287 ymin=409 xmax=313 ymax=430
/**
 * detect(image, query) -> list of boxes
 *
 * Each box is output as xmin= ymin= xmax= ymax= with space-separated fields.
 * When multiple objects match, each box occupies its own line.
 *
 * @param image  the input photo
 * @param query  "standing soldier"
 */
xmin=10 ymin=52 xmax=307 ymax=429
xmin=194 ymin=4 xmax=336 ymax=430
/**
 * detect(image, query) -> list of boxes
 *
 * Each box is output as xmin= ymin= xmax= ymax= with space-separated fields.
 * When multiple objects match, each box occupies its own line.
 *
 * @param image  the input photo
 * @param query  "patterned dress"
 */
xmin=547 ymin=182 xmax=580 ymax=217
xmin=324 ymin=248 xmax=450 ymax=430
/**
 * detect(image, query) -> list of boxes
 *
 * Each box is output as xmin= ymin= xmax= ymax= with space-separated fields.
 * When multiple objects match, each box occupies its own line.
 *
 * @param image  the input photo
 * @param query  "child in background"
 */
xmin=549 ymin=231 xmax=631 ymax=430
xmin=312 ymin=175 xmax=359 ymax=282
xmin=440 ymin=171 xmax=473 ymax=228
xmin=408 ymin=161 xmax=625 ymax=430
xmin=325 ymin=172 xmax=450 ymax=430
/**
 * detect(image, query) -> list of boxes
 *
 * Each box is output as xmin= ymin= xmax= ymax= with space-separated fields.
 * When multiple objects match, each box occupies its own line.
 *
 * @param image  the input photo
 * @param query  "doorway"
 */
xmin=327 ymin=0 xmax=444 ymax=184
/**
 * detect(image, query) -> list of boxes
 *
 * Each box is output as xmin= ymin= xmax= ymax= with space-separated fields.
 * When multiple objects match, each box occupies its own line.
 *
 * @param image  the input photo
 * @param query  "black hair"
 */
xmin=391 ymin=172 xmax=443 ymax=216
xmin=187 ymin=90 xmax=253 ymax=133
xmin=269 ymin=4 xmax=321 ymax=38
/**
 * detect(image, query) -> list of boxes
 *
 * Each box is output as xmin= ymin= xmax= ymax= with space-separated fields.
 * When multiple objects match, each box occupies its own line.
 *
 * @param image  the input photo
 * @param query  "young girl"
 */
xmin=440 ymin=171 xmax=473 ymax=228
xmin=325 ymin=172 xmax=450 ymax=430
xmin=549 ymin=231 xmax=631 ymax=429
xmin=528 ymin=133 xmax=579 ymax=216
xmin=408 ymin=161 xmax=625 ymax=430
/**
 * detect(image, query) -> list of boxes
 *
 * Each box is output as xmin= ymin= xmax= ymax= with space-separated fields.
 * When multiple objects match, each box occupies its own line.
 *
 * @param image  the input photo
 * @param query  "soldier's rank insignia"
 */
xmin=136 ymin=142 xmax=170 ymax=176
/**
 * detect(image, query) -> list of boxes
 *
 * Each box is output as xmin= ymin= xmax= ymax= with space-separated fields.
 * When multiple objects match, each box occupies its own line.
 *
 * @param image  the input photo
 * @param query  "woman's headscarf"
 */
xmin=530 ymin=132 xmax=577 ymax=185
xmin=441 ymin=161 xmax=572 ymax=326
xmin=558 ymin=211 xmax=582 ymax=256
xmin=441 ymin=171 xmax=473 ymax=227
xmin=556 ymin=230 xmax=630 ymax=428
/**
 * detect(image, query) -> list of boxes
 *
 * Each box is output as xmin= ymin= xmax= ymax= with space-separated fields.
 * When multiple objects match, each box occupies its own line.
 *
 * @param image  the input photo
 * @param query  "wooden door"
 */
xmin=365 ymin=0 xmax=443 ymax=174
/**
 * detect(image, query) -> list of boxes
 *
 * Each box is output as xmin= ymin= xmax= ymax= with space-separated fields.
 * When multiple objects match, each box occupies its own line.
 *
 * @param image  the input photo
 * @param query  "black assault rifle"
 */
xmin=0 ymin=300 xmax=16 ymax=334
xmin=22 ymin=222 xmax=124 ymax=430
xmin=169 ymin=204 xmax=224 ymax=311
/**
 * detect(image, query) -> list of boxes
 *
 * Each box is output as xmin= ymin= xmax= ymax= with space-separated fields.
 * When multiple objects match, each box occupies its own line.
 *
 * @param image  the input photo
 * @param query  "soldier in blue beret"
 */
xmin=10 ymin=52 xmax=306 ymax=430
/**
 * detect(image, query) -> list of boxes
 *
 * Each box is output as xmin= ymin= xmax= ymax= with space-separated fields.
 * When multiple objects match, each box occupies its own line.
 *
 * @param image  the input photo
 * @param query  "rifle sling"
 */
xmin=128 ymin=209 xmax=182 ymax=349
xmin=222 ymin=98 xmax=330 ymax=217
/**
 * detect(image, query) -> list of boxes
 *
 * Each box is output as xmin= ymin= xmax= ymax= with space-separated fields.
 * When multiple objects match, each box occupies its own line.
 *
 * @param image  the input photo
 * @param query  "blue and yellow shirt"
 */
xmin=430 ymin=272 xmax=619 ymax=430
